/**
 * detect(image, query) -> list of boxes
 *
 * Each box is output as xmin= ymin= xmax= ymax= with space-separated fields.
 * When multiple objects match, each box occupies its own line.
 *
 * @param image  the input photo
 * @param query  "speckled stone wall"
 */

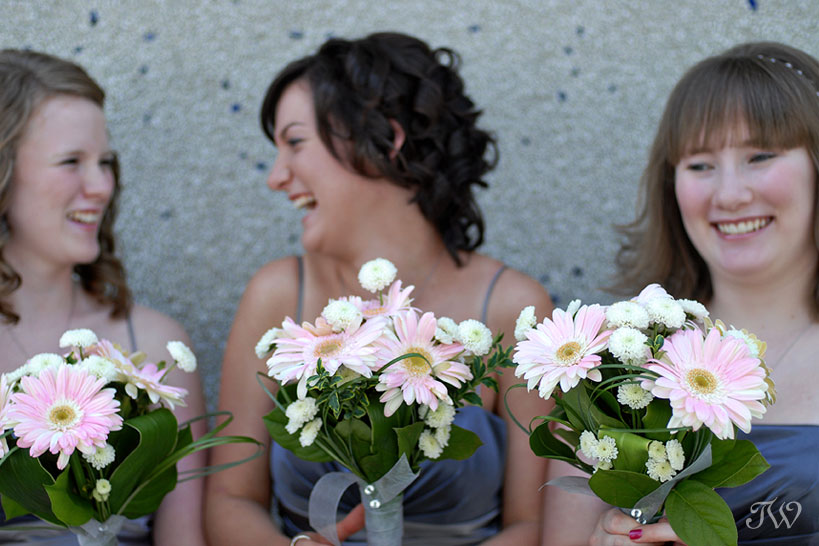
xmin=3 ymin=1 xmax=817 ymax=409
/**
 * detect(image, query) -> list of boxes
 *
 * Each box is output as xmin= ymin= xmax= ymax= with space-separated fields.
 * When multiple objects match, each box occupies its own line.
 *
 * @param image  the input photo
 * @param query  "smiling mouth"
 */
xmin=67 ymin=211 xmax=102 ymax=225
xmin=715 ymin=217 xmax=771 ymax=235
xmin=293 ymin=195 xmax=316 ymax=210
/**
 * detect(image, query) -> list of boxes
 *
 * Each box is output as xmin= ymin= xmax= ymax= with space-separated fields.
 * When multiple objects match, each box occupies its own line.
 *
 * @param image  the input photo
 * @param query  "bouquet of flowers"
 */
xmin=0 ymin=329 xmax=258 ymax=546
xmin=256 ymin=258 xmax=512 ymax=546
xmin=511 ymin=285 xmax=774 ymax=546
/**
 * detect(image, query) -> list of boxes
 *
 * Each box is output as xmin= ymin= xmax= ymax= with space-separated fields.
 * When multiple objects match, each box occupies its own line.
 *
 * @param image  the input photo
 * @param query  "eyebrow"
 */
xmin=277 ymin=121 xmax=305 ymax=142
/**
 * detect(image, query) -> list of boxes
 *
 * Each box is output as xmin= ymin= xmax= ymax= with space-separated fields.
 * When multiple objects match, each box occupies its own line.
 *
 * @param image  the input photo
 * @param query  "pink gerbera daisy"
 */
xmin=375 ymin=310 xmax=472 ymax=417
xmin=8 ymin=366 xmax=122 ymax=469
xmin=642 ymin=328 xmax=768 ymax=439
xmin=268 ymin=316 xmax=385 ymax=399
xmin=345 ymin=280 xmax=414 ymax=320
xmin=513 ymin=304 xmax=611 ymax=399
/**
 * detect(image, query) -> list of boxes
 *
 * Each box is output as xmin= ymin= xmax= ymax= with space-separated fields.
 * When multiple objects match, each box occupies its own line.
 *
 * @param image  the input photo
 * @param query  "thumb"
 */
xmin=336 ymin=504 xmax=366 ymax=542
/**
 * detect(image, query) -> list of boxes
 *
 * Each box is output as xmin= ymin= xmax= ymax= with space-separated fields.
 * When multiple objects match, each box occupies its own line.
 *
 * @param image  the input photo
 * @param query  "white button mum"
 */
xmin=79 ymin=355 xmax=118 ymax=383
xmin=645 ymin=298 xmax=686 ymax=329
xmin=646 ymin=457 xmax=676 ymax=482
xmin=606 ymin=301 xmax=650 ymax=330
xmin=59 ymin=329 xmax=98 ymax=349
xmin=647 ymin=440 xmax=667 ymax=461
xmin=166 ymin=341 xmax=197 ymax=373
xmin=579 ymin=430 xmax=599 ymax=459
xmin=609 ymin=327 xmax=649 ymax=364
xmin=514 ymin=306 xmax=537 ymax=341
xmin=322 ymin=300 xmax=363 ymax=332
xmin=24 ymin=353 xmax=63 ymax=378
xmin=594 ymin=435 xmax=619 ymax=463
xmin=419 ymin=429 xmax=444 ymax=459
xmin=666 ymin=439 xmax=685 ymax=471
xmin=255 ymin=327 xmax=284 ymax=359
xmin=434 ymin=317 xmax=459 ymax=344
xmin=424 ymin=402 xmax=456 ymax=429
xmin=93 ymin=478 xmax=112 ymax=502
xmin=678 ymin=299 xmax=709 ymax=320
xmin=358 ymin=258 xmax=398 ymax=293
xmin=299 ymin=418 xmax=322 ymax=447
xmin=457 ymin=319 xmax=493 ymax=356
xmin=285 ymin=397 xmax=319 ymax=434
xmin=616 ymin=383 xmax=653 ymax=409
xmin=82 ymin=443 xmax=116 ymax=470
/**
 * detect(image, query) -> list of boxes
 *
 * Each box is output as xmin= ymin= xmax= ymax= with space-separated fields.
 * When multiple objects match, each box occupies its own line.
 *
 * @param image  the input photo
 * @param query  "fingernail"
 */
xmin=629 ymin=528 xmax=643 ymax=540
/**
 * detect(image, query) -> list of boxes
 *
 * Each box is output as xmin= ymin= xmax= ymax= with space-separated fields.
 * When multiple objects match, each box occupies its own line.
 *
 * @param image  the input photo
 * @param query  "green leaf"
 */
xmin=108 ymin=409 xmax=179 ymax=516
xmin=0 ymin=447 xmax=61 ymax=525
xmin=588 ymin=469 xmax=659 ymax=509
xmin=44 ymin=470 xmax=93 ymax=526
xmin=463 ymin=392 xmax=482 ymax=406
xmin=666 ymin=479 xmax=737 ymax=546
xmin=529 ymin=422 xmax=577 ymax=462
xmin=1 ymin=495 xmax=31 ymax=520
xmin=691 ymin=440 xmax=770 ymax=489
xmin=554 ymin=428 xmax=580 ymax=447
xmin=641 ymin=399 xmax=673 ymax=441
xmin=598 ymin=428 xmax=650 ymax=474
xmin=438 ymin=425 xmax=483 ymax=460
xmin=262 ymin=407 xmax=332 ymax=462
xmin=708 ymin=437 xmax=736 ymax=466
xmin=395 ymin=422 xmax=425 ymax=461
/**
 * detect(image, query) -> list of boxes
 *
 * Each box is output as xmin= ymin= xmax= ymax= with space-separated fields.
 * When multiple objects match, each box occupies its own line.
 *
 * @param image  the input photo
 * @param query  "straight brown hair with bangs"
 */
xmin=613 ymin=41 xmax=819 ymax=314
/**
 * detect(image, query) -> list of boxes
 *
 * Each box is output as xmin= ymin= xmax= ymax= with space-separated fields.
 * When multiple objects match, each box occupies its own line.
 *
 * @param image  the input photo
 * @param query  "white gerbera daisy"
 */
xmin=167 ymin=341 xmax=197 ymax=373
xmin=59 ymin=329 xmax=98 ymax=349
xmin=358 ymin=258 xmax=398 ymax=293
xmin=322 ymin=300 xmax=363 ymax=332
xmin=434 ymin=317 xmax=459 ymax=344
xmin=606 ymin=301 xmax=650 ymax=330
xmin=514 ymin=306 xmax=537 ymax=341
xmin=424 ymin=402 xmax=456 ymax=429
xmin=419 ymin=429 xmax=443 ymax=459
xmin=285 ymin=398 xmax=319 ymax=434
xmin=616 ymin=383 xmax=653 ymax=410
xmin=79 ymin=355 xmax=118 ymax=383
xmin=594 ymin=436 xmax=619 ymax=462
xmin=83 ymin=443 xmax=116 ymax=470
xmin=645 ymin=299 xmax=686 ymax=329
xmin=457 ymin=319 xmax=493 ymax=356
xmin=646 ymin=457 xmax=676 ymax=482
xmin=647 ymin=440 xmax=666 ymax=461
xmin=666 ymin=439 xmax=685 ymax=471
xmin=609 ymin=327 xmax=649 ymax=364
xmin=299 ymin=418 xmax=322 ymax=447
xmin=255 ymin=327 xmax=284 ymax=359
xmin=678 ymin=299 xmax=709 ymax=320
xmin=579 ymin=430 xmax=599 ymax=459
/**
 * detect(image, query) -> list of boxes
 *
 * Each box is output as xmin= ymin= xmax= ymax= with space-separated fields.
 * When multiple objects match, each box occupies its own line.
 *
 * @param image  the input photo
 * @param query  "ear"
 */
xmin=388 ymin=119 xmax=406 ymax=160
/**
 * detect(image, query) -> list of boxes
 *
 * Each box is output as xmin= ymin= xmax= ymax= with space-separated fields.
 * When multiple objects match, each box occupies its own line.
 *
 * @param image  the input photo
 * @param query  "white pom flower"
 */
xmin=594 ymin=435 xmax=619 ymax=463
xmin=677 ymin=299 xmax=709 ymax=320
xmin=83 ymin=443 xmax=116 ymax=470
xmin=609 ymin=327 xmax=649 ymax=364
xmin=92 ymin=479 xmax=112 ymax=502
xmin=666 ymin=439 xmax=685 ymax=471
xmin=59 ymin=328 xmax=98 ymax=349
xmin=457 ymin=319 xmax=493 ymax=356
xmin=424 ymin=402 xmax=456 ymax=429
xmin=594 ymin=459 xmax=613 ymax=472
xmin=565 ymin=299 xmax=583 ymax=318
xmin=606 ymin=301 xmax=650 ymax=330
xmin=579 ymin=430 xmax=599 ymax=459
xmin=358 ymin=258 xmax=397 ymax=293
xmin=434 ymin=317 xmax=459 ymax=344
xmin=322 ymin=300 xmax=362 ymax=332
xmin=285 ymin=398 xmax=319 ymax=434
xmin=419 ymin=429 xmax=443 ymax=459
xmin=25 ymin=353 xmax=64 ymax=377
xmin=79 ymin=355 xmax=118 ymax=383
xmin=167 ymin=341 xmax=197 ymax=372
xmin=514 ymin=306 xmax=537 ymax=341
xmin=645 ymin=298 xmax=686 ymax=329
xmin=646 ymin=457 xmax=676 ymax=482
xmin=725 ymin=329 xmax=761 ymax=359
xmin=255 ymin=327 xmax=284 ymax=359
xmin=647 ymin=440 xmax=667 ymax=461
xmin=616 ymin=383 xmax=653 ymax=410
xmin=299 ymin=418 xmax=322 ymax=447
xmin=434 ymin=424 xmax=451 ymax=448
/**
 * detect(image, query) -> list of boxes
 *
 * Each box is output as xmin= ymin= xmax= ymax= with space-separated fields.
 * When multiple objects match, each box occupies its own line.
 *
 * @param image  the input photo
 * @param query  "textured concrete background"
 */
xmin=2 ymin=1 xmax=817 ymax=410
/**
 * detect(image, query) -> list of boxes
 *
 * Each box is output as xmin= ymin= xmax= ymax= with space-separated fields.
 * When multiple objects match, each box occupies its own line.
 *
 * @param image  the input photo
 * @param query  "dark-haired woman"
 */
xmin=205 ymin=32 xmax=553 ymax=546
xmin=543 ymin=41 xmax=819 ymax=546
xmin=0 ymin=49 xmax=207 ymax=545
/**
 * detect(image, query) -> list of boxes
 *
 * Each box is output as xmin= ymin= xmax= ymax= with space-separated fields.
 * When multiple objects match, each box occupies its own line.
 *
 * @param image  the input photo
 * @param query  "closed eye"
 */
xmin=749 ymin=152 xmax=777 ymax=163
xmin=685 ymin=162 xmax=711 ymax=172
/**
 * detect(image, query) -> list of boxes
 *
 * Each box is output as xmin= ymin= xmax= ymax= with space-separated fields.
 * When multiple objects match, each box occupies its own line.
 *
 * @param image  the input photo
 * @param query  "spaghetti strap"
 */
xmin=296 ymin=255 xmax=304 ymax=324
xmin=481 ymin=265 xmax=507 ymax=324
xmin=126 ymin=313 xmax=138 ymax=352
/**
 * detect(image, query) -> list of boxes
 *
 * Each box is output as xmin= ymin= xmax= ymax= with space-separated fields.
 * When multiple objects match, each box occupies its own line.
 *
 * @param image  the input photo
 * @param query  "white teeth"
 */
xmin=67 ymin=211 xmax=101 ymax=224
xmin=716 ymin=218 xmax=770 ymax=235
xmin=293 ymin=195 xmax=316 ymax=210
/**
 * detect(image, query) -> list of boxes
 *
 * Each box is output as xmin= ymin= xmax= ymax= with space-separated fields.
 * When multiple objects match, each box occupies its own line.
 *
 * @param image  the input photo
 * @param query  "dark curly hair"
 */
xmin=260 ymin=32 xmax=498 ymax=265
xmin=0 ymin=49 xmax=131 ymax=324
xmin=613 ymin=41 xmax=819 ymax=315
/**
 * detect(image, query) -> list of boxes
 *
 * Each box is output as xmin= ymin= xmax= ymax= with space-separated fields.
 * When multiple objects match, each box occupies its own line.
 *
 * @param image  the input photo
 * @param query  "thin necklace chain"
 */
xmin=767 ymin=320 xmax=814 ymax=370
xmin=3 ymin=283 xmax=77 ymax=360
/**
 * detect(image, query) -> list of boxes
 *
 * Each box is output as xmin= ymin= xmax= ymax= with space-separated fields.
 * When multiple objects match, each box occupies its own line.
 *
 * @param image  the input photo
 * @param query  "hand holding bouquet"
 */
xmin=257 ymin=258 xmax=513 ymax=546
xmin=0 ymin=329 xmax=258 ymax=546
xmin=512 ymin=285 xmax=774 ymax=546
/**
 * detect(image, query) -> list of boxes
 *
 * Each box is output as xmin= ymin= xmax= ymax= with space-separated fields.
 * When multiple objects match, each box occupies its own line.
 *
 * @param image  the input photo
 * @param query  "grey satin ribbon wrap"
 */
xmin=308 ymin=455 xmax=419 ymax=546
xmin=545 ymin=444 xmax=714 ymax=524
xmin=70 ymin=515 xmax=127 ymax=546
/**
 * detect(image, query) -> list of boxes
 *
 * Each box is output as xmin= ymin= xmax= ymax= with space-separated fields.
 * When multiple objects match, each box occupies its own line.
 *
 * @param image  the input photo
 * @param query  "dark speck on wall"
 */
xmin=571 ymin=266 xmax=584 ymax=278
xmin=89 ymin=10 xmax=99 ymax=26
xmin=564 ymin=46 xmax=573 ymax=55
xmin=221 ymin=79 xmax=230 ymax=90
xmin=238 ymin=151 xmax=248 ymax=159
xmin=289 ymin=30 xmax=304 ymax=40
xmin=539 ymin=273 xmax=551 ymax=285
xmin=608 ymin=84 xmax=617 ymax=93
xmin=576 ymin=26 xmax=585 ymax=36
xmin=231 ymin=103 xmax=241 ymax=113
xmin=255 ymin=162 xmax=268 ymax=171
xmin=748 ymin=0 xmax=758 ymax=10
xmin=571 ymin=67 xmax=580 ymax=77
xmin=521 ymin=137 xmax=531 ymax=146
xmin=73 ymin=46 xmax=84 ymax=54
xmin=159 ymin=209 xmax=174 ymax=220
xmin=139 ymin=65 xmax=149 ymax=75
xmin=467 ymin=24 xmax=481 ymax=33
xmin=143 ymin=31 xmax=156 ymax=42
xmin=557 ymin=91 xmax=567 ymax=102
xmin=288 ymin=233 xmax=299 ymax=244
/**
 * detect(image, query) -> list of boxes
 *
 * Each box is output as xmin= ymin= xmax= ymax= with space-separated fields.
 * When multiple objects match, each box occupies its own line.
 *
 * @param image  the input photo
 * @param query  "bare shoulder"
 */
xmin=471 ymin=255 xmax=553 ymax=324
xmin=240 ymin=256 xmax=300 ymax=317
xmin=128 ymin=304 xmax=191 ymax=358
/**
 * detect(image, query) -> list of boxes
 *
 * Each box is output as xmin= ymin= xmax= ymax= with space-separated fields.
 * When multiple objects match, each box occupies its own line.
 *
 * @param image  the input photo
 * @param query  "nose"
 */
xmin=712 ymin=165 xmax=753 ymax=210
xmin=267 ymin=153 xmax=291 ymax=191
xmin=84 ymin=163 xmax=115 ymax=203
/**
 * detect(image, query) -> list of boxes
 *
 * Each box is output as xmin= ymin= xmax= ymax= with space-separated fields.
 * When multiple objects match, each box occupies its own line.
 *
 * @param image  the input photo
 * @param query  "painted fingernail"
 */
xmin=629 ymin=528 xmax=643 ymax=540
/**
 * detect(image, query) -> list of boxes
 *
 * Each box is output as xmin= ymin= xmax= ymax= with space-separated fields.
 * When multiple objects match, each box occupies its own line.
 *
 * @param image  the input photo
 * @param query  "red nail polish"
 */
xmin=629 ymin=528 xmax=643 ymax=540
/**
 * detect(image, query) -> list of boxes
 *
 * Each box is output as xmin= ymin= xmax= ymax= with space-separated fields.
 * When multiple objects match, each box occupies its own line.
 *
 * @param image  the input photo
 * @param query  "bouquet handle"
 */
xmin=70 ymin=515 xmax=127 ymax=546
